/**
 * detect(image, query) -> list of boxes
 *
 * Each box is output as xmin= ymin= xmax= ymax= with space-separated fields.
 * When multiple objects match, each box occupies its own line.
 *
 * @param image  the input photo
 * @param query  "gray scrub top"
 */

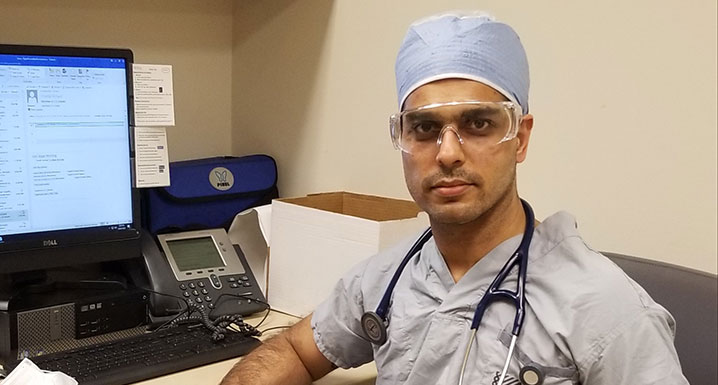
xmin=311 ymin=212 xmax=688 ymax=384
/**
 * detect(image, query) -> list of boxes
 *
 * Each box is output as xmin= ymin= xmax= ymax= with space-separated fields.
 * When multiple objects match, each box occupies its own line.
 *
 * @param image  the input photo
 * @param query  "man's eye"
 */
xmin=414 ymin=122 xmax=439 ymax=133
xmin=407 ymin=121 xmax=440 ymax=139
xmin=465 ymin=119 xmax=492 ymax=134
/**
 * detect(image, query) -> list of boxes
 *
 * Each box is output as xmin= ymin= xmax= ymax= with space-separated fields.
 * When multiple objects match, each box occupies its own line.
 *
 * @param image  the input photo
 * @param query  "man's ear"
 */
xmin=516 ymin=114 xmax=533 ymax=163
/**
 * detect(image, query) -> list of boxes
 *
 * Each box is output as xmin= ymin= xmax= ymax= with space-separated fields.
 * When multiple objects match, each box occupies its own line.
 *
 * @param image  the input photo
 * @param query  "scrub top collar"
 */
xmin=414 ymin=211 xmax=579 ymax=294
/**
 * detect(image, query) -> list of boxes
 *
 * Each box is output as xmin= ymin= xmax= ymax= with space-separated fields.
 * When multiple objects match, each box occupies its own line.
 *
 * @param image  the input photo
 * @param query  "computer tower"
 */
xmin=0 ymin=288 xmax=147 ymax=364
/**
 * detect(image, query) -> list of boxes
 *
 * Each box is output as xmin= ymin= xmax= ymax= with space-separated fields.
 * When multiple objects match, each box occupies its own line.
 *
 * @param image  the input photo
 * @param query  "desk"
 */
xmin=133 ymin=311 xmax=377 ymax=385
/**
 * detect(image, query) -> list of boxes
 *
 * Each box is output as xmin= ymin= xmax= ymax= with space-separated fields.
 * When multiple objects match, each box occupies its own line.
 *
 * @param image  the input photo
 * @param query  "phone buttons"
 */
xmin=209 ymin=273 xmax=222 ymax=289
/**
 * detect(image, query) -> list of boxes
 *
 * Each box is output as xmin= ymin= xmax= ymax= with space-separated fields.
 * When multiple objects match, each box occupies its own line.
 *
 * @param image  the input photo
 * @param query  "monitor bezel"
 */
xmin=0 ymin=44 xmax=141 ymax=274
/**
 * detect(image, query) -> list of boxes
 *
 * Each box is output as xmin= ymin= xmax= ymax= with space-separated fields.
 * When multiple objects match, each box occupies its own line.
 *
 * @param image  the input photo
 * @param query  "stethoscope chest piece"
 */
xmin=361 ymin=311 xmax=388 ymax=345
xmin=519 ymin=365 xmax=544 ymax=385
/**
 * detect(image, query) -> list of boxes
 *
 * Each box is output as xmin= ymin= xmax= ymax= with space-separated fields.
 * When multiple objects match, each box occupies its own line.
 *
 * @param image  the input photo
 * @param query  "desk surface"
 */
xmin=132 ymin=311 xmax=377 ymax=385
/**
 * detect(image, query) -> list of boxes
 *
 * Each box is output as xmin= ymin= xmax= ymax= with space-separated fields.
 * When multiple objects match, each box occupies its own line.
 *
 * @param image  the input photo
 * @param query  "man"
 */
xmin=221 ymin=11 xmax=687 ymax=384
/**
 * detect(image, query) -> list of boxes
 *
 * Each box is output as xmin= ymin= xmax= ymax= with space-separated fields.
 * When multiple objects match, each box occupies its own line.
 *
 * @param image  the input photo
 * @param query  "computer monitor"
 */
xmin=0 ymin=44 xmax=141 ymax=274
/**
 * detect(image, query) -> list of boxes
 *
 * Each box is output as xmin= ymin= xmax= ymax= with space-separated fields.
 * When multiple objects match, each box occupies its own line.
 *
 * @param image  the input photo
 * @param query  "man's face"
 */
xmin=401 ymin=78 xmax=533 ymax=225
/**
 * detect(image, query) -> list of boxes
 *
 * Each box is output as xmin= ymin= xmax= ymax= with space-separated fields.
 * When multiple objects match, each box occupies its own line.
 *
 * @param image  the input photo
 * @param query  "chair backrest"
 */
xmin=604 ymin=252 xmax=718 ymax=385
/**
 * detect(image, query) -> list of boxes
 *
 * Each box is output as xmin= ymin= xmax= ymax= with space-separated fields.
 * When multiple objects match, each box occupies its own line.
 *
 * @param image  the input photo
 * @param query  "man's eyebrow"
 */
xmin=403 ymin=110 xmax=441 ymax=122
xmin=460 ymin=106 xmax=493 ymax=118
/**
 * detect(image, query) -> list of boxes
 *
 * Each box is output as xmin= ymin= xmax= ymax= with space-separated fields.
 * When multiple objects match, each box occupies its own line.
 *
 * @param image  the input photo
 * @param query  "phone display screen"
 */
xmin=166 ymin=236 xmax=225 ymax=271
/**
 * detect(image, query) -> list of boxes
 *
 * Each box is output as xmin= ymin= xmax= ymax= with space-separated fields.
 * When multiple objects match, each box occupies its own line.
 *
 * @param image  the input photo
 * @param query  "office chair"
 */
xmin=604 ymin=252 xmax=718 ymax=385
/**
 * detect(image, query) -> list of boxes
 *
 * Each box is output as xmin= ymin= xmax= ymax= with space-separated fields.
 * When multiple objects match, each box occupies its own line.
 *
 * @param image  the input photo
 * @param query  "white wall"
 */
xmin=233 ymin=0 xmax=717 ymax=273
xmin=0 ymin=0 xmax=234 ymax=161
xmin=2 ymin=0 xmax=714 ymax=273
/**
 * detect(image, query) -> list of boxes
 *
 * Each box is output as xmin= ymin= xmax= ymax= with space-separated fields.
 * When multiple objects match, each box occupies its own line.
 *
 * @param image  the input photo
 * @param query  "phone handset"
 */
xmin=140 ymin=228 xmax=266 ymax=319
xmin=140 ymin=232 xmax=184 ymax=317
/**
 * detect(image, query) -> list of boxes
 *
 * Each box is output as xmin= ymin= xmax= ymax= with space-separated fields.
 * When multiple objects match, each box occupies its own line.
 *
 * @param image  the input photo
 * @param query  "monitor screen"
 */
xmin=0 ymin=44 xmax=140 ymax=273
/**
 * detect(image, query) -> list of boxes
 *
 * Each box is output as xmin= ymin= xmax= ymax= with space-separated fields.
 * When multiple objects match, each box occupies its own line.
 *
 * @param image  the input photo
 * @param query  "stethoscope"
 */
xmin=361 ymin=199 xmax=544 ymax=385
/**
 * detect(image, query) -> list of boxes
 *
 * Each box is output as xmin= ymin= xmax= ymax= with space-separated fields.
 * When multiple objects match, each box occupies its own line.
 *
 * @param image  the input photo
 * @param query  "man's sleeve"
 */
xmin=310 ymin=259 xmax=375 ymax=369
xmin=581 ymin=308 xmax=689 ymax=384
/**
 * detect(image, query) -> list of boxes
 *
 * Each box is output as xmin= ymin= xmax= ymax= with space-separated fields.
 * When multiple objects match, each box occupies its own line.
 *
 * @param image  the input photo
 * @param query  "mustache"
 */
xmin=421 ymin=169 xmax=482 ymax=189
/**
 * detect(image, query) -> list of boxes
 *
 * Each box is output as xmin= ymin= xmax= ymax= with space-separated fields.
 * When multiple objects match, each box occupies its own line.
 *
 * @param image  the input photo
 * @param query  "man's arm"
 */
xmin=220 ymin=315 xmax=335 ymax=385
xmin=581 ymin=310 xmax=688 ymax=384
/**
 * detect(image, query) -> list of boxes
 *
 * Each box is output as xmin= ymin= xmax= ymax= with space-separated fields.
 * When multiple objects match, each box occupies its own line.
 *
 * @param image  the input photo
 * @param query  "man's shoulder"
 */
xmin=530 ymin=212 xmax=649 ymax=305
xmin=528 ymin=211 xmax=674 ymax=357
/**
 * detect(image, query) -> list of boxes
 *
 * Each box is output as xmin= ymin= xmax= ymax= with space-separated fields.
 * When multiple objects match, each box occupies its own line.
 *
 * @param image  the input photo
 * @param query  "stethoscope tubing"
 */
xmin=375 ymin=227 xmax=433 ymax=318
xmin=471 ymin=199 xmax=534 ymax=334
xmin=461 ymin=199 xmax=534 ymax=384
xmin=363 ymin=199 xmax=536 ymax=384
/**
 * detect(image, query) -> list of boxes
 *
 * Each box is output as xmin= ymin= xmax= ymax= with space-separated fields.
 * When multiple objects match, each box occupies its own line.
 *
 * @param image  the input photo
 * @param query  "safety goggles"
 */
xmin=389 ymin=101 xmax=523 ymax=154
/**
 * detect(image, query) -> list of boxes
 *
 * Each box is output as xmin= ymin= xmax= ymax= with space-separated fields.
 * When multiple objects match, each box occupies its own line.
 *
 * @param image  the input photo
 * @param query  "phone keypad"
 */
xmin=178 ymin=276 xmax=254 ymax=307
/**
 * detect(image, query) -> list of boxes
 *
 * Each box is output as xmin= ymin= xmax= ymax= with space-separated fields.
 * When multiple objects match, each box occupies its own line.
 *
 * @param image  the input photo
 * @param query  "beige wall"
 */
xmin=233 ymin=0 xmax=717 ymax=274
xmin=0 ymin=0 xmax=234 ymax=161
xmin=1 ymin=1 xmax=715 ymax=273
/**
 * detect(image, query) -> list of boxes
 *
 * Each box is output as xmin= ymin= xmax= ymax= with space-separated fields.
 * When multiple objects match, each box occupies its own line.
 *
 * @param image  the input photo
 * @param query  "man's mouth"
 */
xmin=431 ymin=180 xmax=473 ymax=197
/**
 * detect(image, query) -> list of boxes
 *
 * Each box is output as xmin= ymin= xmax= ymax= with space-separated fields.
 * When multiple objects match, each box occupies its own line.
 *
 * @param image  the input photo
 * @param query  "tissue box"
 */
xmin=268 ymin=192 xmax=429 ymax=316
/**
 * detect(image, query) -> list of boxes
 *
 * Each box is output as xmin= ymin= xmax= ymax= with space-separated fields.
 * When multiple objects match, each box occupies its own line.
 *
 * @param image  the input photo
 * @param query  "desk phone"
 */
xmin=141 ymin=228 xmax=266 ymax=319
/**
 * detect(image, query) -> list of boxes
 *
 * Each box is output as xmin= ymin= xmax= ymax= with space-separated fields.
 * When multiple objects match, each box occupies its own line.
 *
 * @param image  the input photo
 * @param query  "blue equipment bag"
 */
xmin=143 ymin=155 xmax=278 ymax=234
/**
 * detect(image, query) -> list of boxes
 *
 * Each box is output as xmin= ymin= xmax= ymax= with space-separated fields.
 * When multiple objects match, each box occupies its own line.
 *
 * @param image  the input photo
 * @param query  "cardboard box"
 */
xmin=268 ymin=192 xmax=429 ymax=316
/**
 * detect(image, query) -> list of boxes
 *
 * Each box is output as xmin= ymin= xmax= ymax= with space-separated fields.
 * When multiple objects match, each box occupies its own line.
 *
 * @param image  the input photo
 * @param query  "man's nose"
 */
xmin=435 ymin=126 xmax=465 ymax=168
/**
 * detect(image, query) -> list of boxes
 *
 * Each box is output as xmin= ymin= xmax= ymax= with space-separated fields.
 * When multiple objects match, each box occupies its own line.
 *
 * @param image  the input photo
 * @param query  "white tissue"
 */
xmin=1 ymin=358 xmax=77 ymax=385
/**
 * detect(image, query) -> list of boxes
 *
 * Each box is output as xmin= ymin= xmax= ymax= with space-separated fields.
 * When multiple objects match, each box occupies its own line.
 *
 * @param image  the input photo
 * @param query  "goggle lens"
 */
xmin=389 ymin=101 xmax=521 ymax=154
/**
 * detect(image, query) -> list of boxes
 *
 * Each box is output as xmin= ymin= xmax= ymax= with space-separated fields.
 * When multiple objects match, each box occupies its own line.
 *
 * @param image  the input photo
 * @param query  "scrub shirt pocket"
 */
xmin=495 ymin=327 xmax=580 ymax=385
xmin=418 ymin=315 xmax=466 ymax=384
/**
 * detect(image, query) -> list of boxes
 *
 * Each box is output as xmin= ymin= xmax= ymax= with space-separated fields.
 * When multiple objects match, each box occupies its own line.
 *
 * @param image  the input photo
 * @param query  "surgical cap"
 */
xmin=395 ymin=11 xmax=530 ymax=114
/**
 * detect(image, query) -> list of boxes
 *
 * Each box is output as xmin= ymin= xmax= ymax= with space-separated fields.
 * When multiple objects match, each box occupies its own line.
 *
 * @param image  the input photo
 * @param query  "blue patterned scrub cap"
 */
xmin=395 ymin=11 xmax=530 ymax=114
